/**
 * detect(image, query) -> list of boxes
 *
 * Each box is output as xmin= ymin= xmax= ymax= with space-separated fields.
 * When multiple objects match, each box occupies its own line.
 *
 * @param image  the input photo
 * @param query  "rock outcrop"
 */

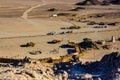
xmin=98 ymin=52 xmax=120 ymax=79
xmin=53 ymin=52 xmax=120 ymax=79
xmin=0 ymin=52 xmax=119 ymax=80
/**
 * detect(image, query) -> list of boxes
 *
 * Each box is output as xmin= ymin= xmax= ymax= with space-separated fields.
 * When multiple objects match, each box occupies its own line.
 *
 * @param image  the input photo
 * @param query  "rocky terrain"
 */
xmin=53 ymin=52 xmax=120 ymax=80
xmin=0 ymin=52 xmax=119 ymax=80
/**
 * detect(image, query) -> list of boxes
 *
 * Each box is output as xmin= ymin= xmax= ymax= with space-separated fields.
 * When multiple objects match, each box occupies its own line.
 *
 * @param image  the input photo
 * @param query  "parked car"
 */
xmin=47 ymin=32 xmax=56 ymax=35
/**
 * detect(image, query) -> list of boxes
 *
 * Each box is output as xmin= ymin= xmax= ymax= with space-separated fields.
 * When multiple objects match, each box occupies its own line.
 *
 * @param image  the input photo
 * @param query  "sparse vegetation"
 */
xmin=70 ymin=7 xmax=85 ymax=11
xmin=99 ymin=22 xmax=105 ymax=25
xmin=29 ymin=50 xmax=42 ymax=55
xmin=68 ymin=26 xmax=81 ymax=29
xmin=67 ymin=41 xmax=76 ymax=48
xmin=87 ymin=21 xmax=96 ymax=25
xmin=57 ymin=13 xmax=76 ymax=17
xmin=70 ymin=8 xmax=79 ymax=11
xmin=83 ymin=38 xmax=92 ymax=43
xmin=20 ymin=42 xmax=35 ymax=47
xmin=47 ymin=39 xmax=62 ymax=44
xmin=47 ymin=8 xmax=57 ymax=11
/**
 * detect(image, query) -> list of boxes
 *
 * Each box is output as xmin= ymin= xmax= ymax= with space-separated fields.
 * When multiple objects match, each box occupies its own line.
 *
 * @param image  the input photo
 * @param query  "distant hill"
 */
xmin=107 ymin=0 xmax=120 ymax=4
xmin=75 ymin=0 xmax=102 ymax=5
xmin=75 ymin=0 xmax=120 ymax=5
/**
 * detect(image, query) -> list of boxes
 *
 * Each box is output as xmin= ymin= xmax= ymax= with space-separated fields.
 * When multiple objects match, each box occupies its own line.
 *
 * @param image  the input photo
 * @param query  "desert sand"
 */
xmin=0 ymin=0 xmax=120 ymax=60
xmin=0 ymin=0 xmax=120 ymax=80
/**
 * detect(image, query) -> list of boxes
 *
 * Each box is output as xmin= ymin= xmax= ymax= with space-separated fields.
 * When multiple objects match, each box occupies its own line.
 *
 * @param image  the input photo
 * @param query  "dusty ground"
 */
xmin=0 ymin=0 xmax=120 ymax=61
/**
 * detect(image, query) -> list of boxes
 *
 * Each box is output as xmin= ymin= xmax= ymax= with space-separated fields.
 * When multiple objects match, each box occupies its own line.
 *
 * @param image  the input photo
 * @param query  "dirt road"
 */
xmin=21 ymin=0 xmax=47 ymax=20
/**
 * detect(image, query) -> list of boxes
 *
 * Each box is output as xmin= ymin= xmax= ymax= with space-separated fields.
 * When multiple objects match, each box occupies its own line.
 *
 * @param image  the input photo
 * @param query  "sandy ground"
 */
xmin=0 ymin=0 xmax=120 ymax=61
xmin=0 ymin=29 xmax=119 ymax=60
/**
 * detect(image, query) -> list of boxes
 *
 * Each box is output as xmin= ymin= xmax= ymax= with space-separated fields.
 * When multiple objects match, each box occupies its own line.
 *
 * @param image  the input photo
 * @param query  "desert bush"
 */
xmin=83 ymin=38 xmax=92 ymax=43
